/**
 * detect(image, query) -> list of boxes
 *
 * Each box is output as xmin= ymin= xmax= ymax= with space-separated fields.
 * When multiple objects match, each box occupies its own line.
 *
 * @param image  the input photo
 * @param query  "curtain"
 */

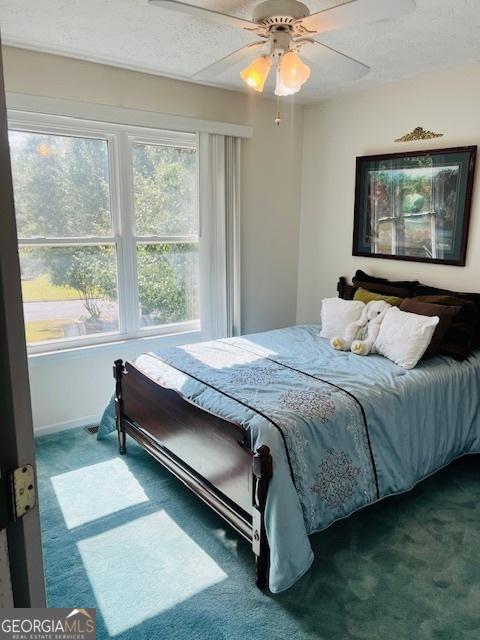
xmin=198 ymin=133 xmax=241 ymax=340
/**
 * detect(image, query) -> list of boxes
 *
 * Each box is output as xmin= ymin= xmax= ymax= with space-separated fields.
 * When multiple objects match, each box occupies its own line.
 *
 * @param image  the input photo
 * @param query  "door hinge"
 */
xmin=9 ymin=465 xmax=36 ymax=521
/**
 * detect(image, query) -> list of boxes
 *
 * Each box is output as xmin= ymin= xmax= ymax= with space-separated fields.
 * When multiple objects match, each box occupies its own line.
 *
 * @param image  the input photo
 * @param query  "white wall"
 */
xmin=297 ymin=64 xmax=480 ymax=324
xmin=2 ymin=46 xmax=304 ymax=434
xmin=27 ymin=331 xmax=202 ymax=436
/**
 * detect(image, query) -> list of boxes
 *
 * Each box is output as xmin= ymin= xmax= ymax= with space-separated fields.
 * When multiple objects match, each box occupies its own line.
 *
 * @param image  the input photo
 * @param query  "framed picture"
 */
xmin=352 ymin=146 xmax=477 ymax=266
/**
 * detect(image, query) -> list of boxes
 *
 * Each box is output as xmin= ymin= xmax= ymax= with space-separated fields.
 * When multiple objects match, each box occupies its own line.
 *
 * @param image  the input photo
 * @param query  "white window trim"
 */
xmin=6 ymin=92 xmax=253 ymax=139
xmin=9 ymin=110 xmax=202 ymax=355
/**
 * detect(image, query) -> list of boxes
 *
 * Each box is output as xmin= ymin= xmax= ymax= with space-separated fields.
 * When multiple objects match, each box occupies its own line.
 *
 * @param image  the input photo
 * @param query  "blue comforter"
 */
xmin=99 ymin=325 xmax=480 ymax=592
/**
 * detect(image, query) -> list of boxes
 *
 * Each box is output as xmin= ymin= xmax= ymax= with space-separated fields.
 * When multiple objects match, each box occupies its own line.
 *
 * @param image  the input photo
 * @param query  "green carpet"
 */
xmin=36 ymin=428 xmax=480 ymax=639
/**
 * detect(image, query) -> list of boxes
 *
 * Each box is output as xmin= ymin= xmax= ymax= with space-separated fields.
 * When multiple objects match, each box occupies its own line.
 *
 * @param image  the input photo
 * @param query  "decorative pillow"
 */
xmin=415 ymin=294 xmax=473 ymax=305
xmin=375 ymin=307 xmax=439 ymax=369
xmin=413 ymin=284 xmax=480 ymax=300
xmin=413 ymin=284 xmax=480 ymax=355
xmin=354 ymin=287 xmax=403 ymax=307
xmin=320 ymin=297 xmax=364 ymax=339
xmin=413 ymin=294 xmax=475 ymax=360
xmin=399 ymin=298 xmax=461 ymax=359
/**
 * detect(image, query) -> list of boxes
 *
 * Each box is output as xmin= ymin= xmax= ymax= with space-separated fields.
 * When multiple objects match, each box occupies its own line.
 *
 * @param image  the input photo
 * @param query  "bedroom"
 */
xmin=0 ymin=0 xmax=479 ymax=638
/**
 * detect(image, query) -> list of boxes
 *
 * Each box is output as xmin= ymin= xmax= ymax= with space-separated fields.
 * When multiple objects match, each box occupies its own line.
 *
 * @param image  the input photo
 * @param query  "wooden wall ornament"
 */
xmin=395 ymin=126 xmax=444 ymax=142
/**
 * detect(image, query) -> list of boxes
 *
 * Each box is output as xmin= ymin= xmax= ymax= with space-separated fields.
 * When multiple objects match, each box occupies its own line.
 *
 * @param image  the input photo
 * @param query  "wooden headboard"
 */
xmin=337 ymin=276 xmax=355 ymax=300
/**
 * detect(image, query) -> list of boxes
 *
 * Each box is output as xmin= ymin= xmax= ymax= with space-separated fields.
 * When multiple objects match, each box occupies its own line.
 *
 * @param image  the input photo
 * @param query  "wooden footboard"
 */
xmin=113 ymin=359 xmax=272 ymax=589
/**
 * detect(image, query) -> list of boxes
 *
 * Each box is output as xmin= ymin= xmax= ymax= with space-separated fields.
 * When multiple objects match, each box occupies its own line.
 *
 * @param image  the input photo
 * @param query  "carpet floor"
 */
xmin=36 ymin=428 xmax=480 ymax=640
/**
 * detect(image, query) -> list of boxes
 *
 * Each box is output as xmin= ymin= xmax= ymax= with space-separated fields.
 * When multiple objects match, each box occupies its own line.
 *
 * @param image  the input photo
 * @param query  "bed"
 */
xmin=99 ymin=276 xmax=480 ymax=593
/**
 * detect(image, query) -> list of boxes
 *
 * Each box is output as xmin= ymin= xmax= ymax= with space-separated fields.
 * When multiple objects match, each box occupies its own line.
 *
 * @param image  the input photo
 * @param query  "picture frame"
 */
xmin=352 ymin=146 xmax=477 ymax=266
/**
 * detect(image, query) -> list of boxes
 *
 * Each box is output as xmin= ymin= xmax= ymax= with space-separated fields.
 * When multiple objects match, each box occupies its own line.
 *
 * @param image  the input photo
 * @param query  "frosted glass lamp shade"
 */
xmin=240 ymin=56 xmax=273 ymax=92
xmin=279 ymin=51 xmax=310 ymax=90
xmin=274 ymin=68 xmax=299 ymax=96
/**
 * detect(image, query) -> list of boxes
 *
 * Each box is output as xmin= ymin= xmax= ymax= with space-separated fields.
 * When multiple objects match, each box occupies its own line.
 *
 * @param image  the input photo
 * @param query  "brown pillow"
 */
xmin=399 ymin=298 xmax=461 ymax=359
xmin=413 ymin=285 xmax=480 ymax=348
xmin=412 ymin=295 xmax=474 ymax=360
xmin=414 ymin=294 xmax=469 ymax=306
xmin=440 ymin=324 xmax=475 ymax=361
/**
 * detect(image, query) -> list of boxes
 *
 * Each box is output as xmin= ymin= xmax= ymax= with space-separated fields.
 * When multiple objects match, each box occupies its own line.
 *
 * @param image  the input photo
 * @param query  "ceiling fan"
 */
xmin=149 ymin=0 xmax=415 ymax=100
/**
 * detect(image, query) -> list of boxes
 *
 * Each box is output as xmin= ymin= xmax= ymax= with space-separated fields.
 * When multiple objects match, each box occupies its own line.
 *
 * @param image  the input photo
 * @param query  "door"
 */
xmin=0 ymin=37 xmax=46 ymax=607
xmin=0 ymin=513 xmax=13 ymax=607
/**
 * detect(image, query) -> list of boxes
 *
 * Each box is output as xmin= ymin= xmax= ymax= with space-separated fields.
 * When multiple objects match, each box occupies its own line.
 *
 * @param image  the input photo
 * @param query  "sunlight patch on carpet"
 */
xmin=51 ymin=458 xmax=149 ymax=529
xmin=77 ymin=510 xmax=227 ymax=635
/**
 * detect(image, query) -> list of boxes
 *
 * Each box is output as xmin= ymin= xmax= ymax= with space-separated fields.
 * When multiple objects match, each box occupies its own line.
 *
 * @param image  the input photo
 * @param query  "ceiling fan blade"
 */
xmin=296 ymin=0 xmax=415 ymax=36
xmin=299 ymin=40 xmax=369 ymax=80
xmin=192 ymin=42 xmax=267 ymax=79
xmin=148 ymin=0 xmax=257 ymax=30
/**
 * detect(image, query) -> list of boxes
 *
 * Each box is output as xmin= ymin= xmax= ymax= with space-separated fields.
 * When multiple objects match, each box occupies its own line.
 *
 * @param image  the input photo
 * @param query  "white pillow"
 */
xmin=374 ymin=307 xmax=439 ymax=369
xmin=320 ymin=297 xmax=364 ymax=339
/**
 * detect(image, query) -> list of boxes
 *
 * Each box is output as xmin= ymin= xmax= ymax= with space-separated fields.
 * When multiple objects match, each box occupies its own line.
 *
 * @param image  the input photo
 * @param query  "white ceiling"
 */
xmin=1 ymin=0 xmax=480 ymax=103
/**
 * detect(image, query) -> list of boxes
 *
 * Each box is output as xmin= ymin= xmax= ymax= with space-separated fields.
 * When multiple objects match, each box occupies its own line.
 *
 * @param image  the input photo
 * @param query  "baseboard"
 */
xmin=34 ymin=414 xmax=102 ymax=438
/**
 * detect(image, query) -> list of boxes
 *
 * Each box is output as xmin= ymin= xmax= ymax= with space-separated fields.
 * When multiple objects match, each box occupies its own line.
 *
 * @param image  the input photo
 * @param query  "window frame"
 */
xmin=8 ymin=111 xmax=200 ymax=355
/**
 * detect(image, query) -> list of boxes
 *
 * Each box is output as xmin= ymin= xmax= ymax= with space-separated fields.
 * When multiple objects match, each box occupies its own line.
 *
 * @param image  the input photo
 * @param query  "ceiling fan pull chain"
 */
xmin=274 ymin=93 xmax=281 ymax=126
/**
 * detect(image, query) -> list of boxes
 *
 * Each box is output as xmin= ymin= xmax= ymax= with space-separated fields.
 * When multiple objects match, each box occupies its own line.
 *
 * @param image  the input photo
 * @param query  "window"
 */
xmin=132 ymin=142 xmax=199 ymax=328
xmin=9 ymin=115 xmax=200 ymax=352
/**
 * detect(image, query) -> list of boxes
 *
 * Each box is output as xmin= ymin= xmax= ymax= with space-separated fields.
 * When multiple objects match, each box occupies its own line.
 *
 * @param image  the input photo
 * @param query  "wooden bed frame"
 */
xmin=113 ymin=277 xmax=350 ymax=590
xmin=113 ymin=359 xmax=272 ymax=589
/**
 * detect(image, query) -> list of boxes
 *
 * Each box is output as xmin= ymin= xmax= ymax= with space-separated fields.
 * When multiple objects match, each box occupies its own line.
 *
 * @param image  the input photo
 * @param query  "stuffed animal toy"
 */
xmin=331 ymin=299 xmax=391 ymax=356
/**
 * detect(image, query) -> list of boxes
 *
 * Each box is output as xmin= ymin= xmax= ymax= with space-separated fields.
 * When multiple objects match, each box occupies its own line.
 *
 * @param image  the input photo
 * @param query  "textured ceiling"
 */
xmin=1 ymin=0 xmax=480 ymax=103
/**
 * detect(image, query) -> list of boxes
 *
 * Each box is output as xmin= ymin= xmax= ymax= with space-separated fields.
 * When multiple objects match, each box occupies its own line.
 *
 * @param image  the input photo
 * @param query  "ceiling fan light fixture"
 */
xmin=240 ymin=55 xmax=272 ymax=92
xmin=279 ymin=50 xmax=311 ymax=90
xmin=152 ymin=0 xmax=416 ymax=102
